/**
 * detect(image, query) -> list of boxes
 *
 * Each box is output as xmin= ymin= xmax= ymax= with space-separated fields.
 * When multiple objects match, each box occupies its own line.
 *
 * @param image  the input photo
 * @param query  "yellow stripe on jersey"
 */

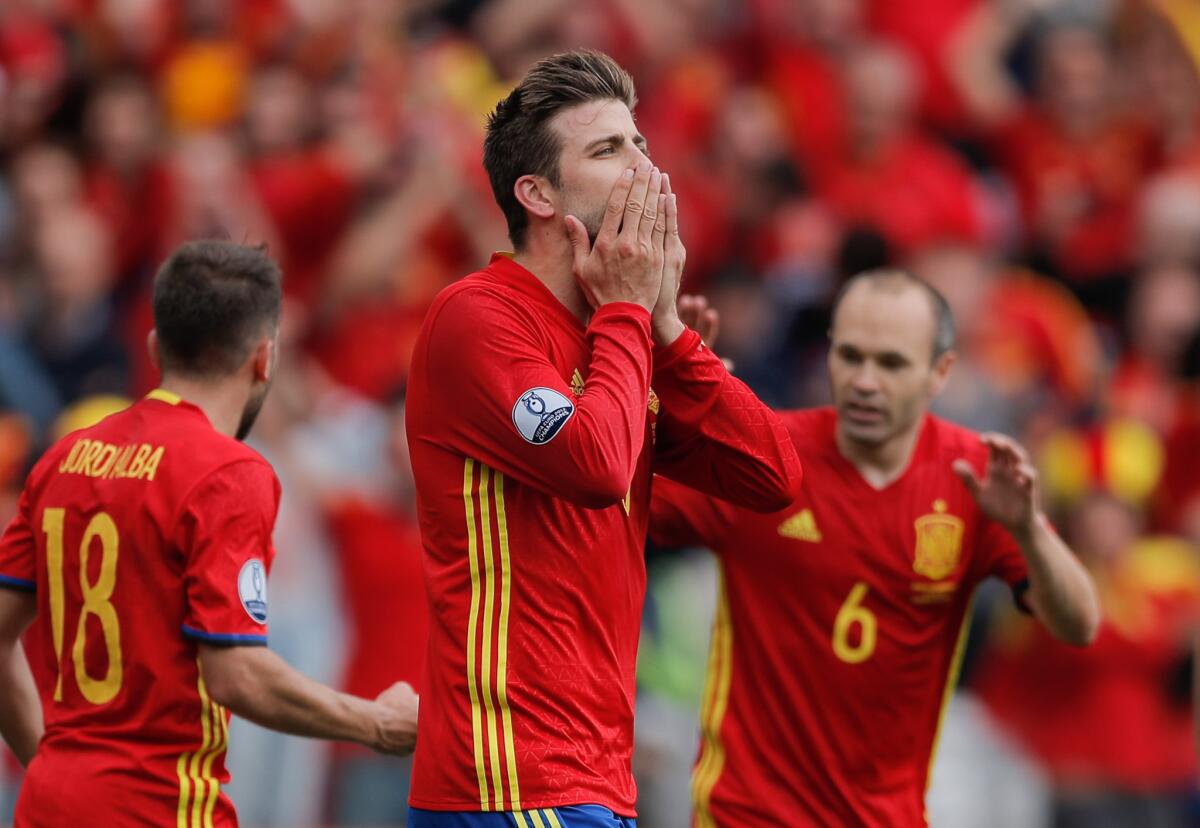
xmin=529 ymin=810 xmax=547 ymax=828
xmin=463 ymin=459 xmax=491 ymax=809
xmin=544 ymin=808 xmax=565 ymax=828
xmin=188 ymin=676 xmax=215 ymax=828
xmin=493 ymin=470 xmax=522 ymax=811
xmin=201 ymin=701 xmax=229 ymax=825
xmin=692 ymin=569 xmax=733 ymax=828
xmin=177 ymin=670 xmax=227 ymax=828
xmin=477 ymin=464 xmax=506 ymax=806
xmin=926 ymin=592 xmax=976 ymax=792
xmin=513 ymin=813 xmax=530 ymax=828
xmin=176 ymin=750 xmax=192 ymax=828
xmin=463 ymin=460 xmax=521 ymax=811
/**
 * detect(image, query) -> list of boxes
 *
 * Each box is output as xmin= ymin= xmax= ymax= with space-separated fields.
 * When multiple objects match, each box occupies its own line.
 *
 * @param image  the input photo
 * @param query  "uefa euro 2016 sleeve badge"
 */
xmin=512 ymin=387 xmax=575 ymax=445
xmin=238 ymin=558 xmax=269 ymax=624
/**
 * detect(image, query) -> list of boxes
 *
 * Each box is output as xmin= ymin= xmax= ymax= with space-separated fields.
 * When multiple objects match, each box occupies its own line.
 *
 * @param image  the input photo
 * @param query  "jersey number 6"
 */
xmin=41 ymin=508 xmax=123 ymax=705
xmin=832 ymin=581 xmax=877 ymax=664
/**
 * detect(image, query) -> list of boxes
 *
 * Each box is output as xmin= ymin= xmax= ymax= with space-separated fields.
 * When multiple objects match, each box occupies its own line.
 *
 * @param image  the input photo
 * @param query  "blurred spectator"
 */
xmin=82 ymin=73 xmax=172 ymax=292
xmin=1137 ymin=172 xmax=1200 ymax=269
xmin=22 ymin=205 xmax=128 ymax=407
xmin=1130 ymin=3 xmax=1200 ymax=174
xmin=1110 ymin=264 xmax=1200 ymax=434
xmin=992 ymin=24 xmax=1156 ymax=308
xmin=819 ymin=41 xmax=984 ymax=258
xmin=755 ymin=0 xmax=861 ymax=175
xmin=322 ymin=390 xmax=428 ymax=825
xmin=244 ymin=63 xmax=359 ymax=309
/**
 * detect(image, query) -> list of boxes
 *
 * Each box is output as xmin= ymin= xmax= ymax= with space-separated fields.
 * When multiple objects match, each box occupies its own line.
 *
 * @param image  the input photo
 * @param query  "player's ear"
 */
xmin=929 ymin=349 xmax=956 ymax=397
xmin=252 ymin=337 xmax=274 ymax=384
xmin=514 ymin=174 xmax=557 ymax=221
xmin=147 ymin=329 xmax=161 ymax=375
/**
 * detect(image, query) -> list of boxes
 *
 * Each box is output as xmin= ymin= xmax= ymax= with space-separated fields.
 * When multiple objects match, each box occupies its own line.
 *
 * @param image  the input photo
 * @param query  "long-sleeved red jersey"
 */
xmin=405 ymin=253 xmax=800 ymax=815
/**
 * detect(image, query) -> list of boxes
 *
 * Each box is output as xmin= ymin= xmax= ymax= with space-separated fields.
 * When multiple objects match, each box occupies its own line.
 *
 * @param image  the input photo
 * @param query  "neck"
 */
xmin=512 ymin=224 xmax=592 ymax=323
xmin=158 ymin=374 xmax=249 ymax=440
xmin=835 ymin=417 xmax=924 ymax=490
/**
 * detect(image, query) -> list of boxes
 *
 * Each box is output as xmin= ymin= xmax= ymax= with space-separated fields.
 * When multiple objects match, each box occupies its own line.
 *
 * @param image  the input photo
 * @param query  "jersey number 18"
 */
xmin=41 ymin=508 xmax=124 ymax=705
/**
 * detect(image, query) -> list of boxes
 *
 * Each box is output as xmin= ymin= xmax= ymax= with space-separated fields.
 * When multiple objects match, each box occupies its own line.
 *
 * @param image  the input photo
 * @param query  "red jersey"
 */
xmin=0 ymin=390 xmax=280 ymax=828
xmin=405 ymin=254 xmax=799 ymax=815
xmin=649 ymin=409 xmax=1029 ymax=828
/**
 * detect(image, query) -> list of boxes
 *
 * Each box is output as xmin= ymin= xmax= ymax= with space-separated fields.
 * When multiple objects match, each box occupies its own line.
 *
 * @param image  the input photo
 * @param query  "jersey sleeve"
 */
xmin=648 ymin=474 xmax=739 ymax=551
xmin=418 ymin=288 xmax=653 ymax=508
xmin=0 ymin=486 xmax=36 ymax=593
xmin=175 ymin=459 xmax=280 ymax=645
xmin=975 ymin=518 xmax=1029 ymax=589
xmin=651 ymin=328 xmax=801 ymax=512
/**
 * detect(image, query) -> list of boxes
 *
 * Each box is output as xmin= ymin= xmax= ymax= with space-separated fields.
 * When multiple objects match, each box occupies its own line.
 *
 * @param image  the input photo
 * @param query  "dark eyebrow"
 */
xmin=583 ymin=133 xmax=649 ymax=152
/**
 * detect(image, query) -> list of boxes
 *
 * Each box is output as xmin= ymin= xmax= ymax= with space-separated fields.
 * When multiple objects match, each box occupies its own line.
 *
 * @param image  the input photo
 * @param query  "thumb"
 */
xmin=952 ymin=458 xmax=983 ymax=497
xmin=564 ymin=215 xmax=590 ymax=274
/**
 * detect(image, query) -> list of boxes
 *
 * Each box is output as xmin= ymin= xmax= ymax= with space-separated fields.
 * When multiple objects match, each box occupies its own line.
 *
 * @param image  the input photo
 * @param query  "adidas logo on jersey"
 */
xmin=778 ymin=509 xmax=822 ymax=542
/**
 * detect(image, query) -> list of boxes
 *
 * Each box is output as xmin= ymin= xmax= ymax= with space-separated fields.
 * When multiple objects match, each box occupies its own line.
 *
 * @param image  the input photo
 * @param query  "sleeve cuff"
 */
xmin=0 ymin=574 xmax=35 ymax=593
xmin=652 ymin=327 xmax=702 ymax=375
xmin=590 ymin=302 xmax=652 ymax=327
xmin=182 ymin=624 xmax=268 ymax=646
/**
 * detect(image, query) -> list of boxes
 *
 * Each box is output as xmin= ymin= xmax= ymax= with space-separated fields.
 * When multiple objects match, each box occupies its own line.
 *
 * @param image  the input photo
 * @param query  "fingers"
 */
xmin=981 ymin=433 xmax=1028 ymax=466
xmin=678 ymin=294 xmax=706 ymax=329
xmin=952 ymin=458 xmax=983 ymax=497
xmin=649 ymin=193 xmax=667 ymax=254
xmin=598 ymin=165 xmax=637 ymax=243
xmin=663 ymin=175 xmax=679 ymax=240
xmin=621 ymin=160 xmax=654 ymax=239
xmin=564 ymin=214 xmax=590 ymax=272
xmin=700 ymin=307 xmax=720 ymax=347
xmin=638 ymin=168 xmax=664 ymax=248
xmin=1014 ymin=462 xmax=1038 ymax=492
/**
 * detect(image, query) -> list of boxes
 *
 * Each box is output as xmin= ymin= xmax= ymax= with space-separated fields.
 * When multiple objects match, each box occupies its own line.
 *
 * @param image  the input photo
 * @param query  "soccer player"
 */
xmin=405 ymin=51 xmax=801 ymax=827
xmin=651 ymin=271 xmax=1102 ymax=827
xmin=0 ymin=240 xmax=419 ymax=827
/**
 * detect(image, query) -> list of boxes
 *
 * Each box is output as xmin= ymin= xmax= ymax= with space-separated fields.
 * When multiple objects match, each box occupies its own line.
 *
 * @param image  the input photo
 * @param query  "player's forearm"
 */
xmin=201 ymin=646 xmax=378 ymax=747
xmin=0 ymin=640 xmax=42 ymax=765
xmin=1017 ymin=515 xmax=1100 ymax=647
xmin=550 ymin=305 xmax=653 ymax=506
xmin=653 ymin=331 xmax=800 ymax=511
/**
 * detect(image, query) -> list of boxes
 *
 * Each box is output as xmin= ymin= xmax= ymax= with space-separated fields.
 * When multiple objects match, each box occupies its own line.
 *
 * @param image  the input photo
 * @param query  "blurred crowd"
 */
xmin=1 ymin=0 xmax=1199 ymax=825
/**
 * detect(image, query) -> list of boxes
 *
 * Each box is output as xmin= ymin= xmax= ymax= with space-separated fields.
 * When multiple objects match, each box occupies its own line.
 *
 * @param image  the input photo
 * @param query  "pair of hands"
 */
xmin=565 ymin=160 xmax=687 ymax=344
xmin=370 ymin=680 xmax=419 ymax=756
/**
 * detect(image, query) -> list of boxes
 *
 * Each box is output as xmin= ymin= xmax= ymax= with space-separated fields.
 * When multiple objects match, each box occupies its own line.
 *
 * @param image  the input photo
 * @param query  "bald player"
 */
xmin=652 ymin=271 xmax=1100 ymax=827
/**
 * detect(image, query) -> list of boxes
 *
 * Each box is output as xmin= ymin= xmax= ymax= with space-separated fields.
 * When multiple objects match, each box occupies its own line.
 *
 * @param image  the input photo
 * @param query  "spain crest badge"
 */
xmin=912 ymin=499 xmax=963 ymax=581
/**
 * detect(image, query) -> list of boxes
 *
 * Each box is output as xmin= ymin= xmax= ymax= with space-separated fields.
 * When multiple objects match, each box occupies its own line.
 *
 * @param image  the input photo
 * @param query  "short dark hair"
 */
xmin=831 ymin=269 xmax=956 ymax=361
xmin=152 ymin=240 xmax=282 ymax=376
xmin=483 ymin=50 xmax=637 ymax=249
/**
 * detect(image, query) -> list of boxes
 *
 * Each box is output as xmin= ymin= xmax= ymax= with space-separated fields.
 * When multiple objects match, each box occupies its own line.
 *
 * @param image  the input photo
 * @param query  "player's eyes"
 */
xmin=594 ymin=146 xmax=615 ymax=156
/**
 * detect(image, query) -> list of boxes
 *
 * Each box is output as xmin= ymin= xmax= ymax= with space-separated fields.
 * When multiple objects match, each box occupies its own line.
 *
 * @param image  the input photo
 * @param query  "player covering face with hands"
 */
xmin=654 ymin=272 xmax=1099 ymax=827
xmin=405 ymin=50 xmax=799 ymax=828
xmin=0 ymin=241 xmax=418 ymax=828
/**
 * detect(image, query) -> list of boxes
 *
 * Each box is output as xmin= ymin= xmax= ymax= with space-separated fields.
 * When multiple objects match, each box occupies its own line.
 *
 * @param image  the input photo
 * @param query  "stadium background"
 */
xmin=1 ymin=0 xmax=1199 ymax=825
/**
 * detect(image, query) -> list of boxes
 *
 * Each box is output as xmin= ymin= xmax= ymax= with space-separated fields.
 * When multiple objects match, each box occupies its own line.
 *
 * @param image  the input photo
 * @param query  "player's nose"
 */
xmin=850 ymin=366 xmax=881 ymax=394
